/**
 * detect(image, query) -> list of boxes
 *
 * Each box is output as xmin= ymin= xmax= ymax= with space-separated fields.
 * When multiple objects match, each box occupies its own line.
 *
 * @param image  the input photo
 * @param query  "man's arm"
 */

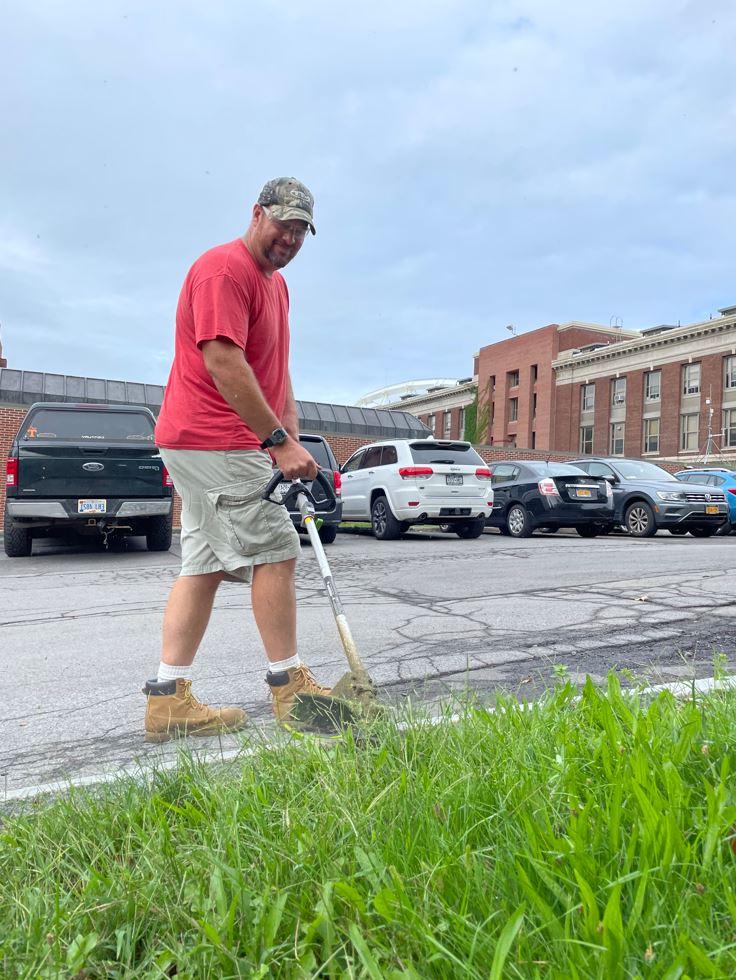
xmin=202 ymin=339 xmax=317 ymax=480
xmin=282 ymin=374 xmax=299 ymax=442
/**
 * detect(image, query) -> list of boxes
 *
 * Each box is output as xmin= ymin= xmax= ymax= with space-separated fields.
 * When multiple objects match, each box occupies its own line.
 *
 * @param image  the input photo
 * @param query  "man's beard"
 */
xmin=266 ymin=244 xmax=295 ymax=269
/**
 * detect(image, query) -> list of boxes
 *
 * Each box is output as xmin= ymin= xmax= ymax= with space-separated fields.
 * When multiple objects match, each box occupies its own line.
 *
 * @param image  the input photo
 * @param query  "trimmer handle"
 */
xmin=262 ymin=468 xmax=337 ymax=514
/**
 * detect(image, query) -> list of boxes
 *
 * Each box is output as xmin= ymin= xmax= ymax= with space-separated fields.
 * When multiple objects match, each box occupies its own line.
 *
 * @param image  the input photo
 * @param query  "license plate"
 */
xmin=78 ymin=499 xmax=106 ymax=514
xmin=576 ymin=489 xmax=592 ymax=498
xmin=706 ymin=505 xmax=719 ymax=515
xmin=446 ymin=475 xmax=463 ymax=486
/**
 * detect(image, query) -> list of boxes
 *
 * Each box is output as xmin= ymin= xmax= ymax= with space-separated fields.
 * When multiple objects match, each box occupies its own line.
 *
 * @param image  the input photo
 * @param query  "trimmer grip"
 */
xmin=262 ymin=468 xmax=337 ymax=513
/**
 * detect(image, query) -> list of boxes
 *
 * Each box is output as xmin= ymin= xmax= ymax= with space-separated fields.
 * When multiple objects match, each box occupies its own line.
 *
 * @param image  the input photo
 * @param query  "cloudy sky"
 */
xmin=2 ymin=1 xmax=735 ymax=404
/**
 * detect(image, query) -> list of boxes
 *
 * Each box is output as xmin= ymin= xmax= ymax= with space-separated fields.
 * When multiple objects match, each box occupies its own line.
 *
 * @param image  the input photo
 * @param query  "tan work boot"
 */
xmin=266 ymin=664 xmax=333 ymax=724
xmin=143 ymin=678 xmax=247 ymax=743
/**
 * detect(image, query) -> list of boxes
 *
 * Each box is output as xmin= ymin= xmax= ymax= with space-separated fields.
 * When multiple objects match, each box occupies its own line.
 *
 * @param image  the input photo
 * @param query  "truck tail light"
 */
xmin=6 ymin=457 xmax=18 ymax=488
xmin=729 ymin=488 xmax=736 ymax=496
xmin=162 ymin=466 xmax=173 ymax=487
xmin=538 ymin=478 xmax=560 ymax=496
xmin=475 ymin=468 xmax=492 ymax=479
xmin=398 ymin=466 xmax=434 ymax=478
xmin=333 ymin=470 xmax=342 ymax=496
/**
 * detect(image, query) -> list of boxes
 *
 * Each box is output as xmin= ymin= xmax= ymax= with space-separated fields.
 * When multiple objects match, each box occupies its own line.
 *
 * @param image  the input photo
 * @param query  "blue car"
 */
xmin=674 ymin=468 xmax=736 ymax=536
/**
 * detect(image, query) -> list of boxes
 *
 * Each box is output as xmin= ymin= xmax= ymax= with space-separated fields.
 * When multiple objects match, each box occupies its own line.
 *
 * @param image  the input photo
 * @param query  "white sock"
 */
xmin=268 ymin=653 xmax=302 ymax=674
xmin=157 ymin=661 xmax=193 ymax=683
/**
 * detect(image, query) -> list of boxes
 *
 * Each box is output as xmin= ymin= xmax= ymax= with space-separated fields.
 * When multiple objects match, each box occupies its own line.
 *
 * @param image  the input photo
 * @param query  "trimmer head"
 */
xmin=288 ymin=692 xmax=361 ymax=734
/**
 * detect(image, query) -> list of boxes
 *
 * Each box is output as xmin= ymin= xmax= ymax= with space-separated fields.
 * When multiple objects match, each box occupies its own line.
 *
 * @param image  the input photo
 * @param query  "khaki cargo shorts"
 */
xmin=159 ymin=449 xmax=301 ymax=582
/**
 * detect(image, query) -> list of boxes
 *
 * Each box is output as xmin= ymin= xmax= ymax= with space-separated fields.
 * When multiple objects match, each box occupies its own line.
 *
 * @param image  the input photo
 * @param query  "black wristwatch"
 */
xmin=260 ymin=427 xmax=288 ymax=450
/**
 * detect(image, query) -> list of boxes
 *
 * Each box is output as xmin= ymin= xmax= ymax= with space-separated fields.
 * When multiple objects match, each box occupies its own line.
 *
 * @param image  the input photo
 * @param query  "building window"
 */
xmin=508 ymin=370 xmax=519 ymax=388
xmin=532 ymin=393 xmax=537 ymax=418
xmin=509 ymin=397 xmax=518 ymax=421
xmin=611 ymin=378 xmax=626 ymax=406
xmin=645 ymin=371 xmax=661 ymax=402
xmin=458 ymin=407 xmax=465 ymax=440
xmin=610 ymin=422 xmax=625 ymax=455
xmin=724 ymin=408 xmax=736 ymax=447
xmin=427 ymin=414 xmax=435 ymax=433
xmin=581 ymin=384 xmax=595 ymax=412
xmin=643 ymin=417 xmax=660 ymax=454
xmin=443 ymin=411 xmax=452 ymax=438
xmin=682 ymin=363 xmax=701 ymax=396
xmin=531 ymin=431 xmax=536 ymax=448
xmin=680 ymin=413 xmax=699 ymax=451
xmin=725 ymin=356 xmax=736 ymax=390
xmin=531 ymin=364 xmax=538 ymax=384
xmin=579 ymin=425 xmax=593 ymax=454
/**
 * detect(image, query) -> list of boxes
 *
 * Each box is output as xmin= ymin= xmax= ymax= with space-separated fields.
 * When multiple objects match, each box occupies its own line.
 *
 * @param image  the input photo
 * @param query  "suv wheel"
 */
xmin=576 ymin=525 xmax=599 ymax=538
xmin=625 ymin=501 xmax=657 ymax=537
xmin=455 ymin=517 xmax=486 ymax=539
xmin=371 ymin=495 xmax=401 ymax=540
xmin=317 ymin=524 xmax=338 ymax=545
xmin=506 ymin=504 xmax=533 ymax=538
xmin=669 ymin=527 xmax=688 ymax=536
xmin=689 ymin=526 xmax=717 ymax=538
xmin=146 ymin=514 xmax=173 ymax=552
xmin=3 ymin=509 xmax=32 ymax=557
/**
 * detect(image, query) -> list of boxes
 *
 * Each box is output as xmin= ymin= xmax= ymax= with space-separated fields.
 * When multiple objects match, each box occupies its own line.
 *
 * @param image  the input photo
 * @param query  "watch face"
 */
xmin=273 ymin=427 xmax=287 ymax=444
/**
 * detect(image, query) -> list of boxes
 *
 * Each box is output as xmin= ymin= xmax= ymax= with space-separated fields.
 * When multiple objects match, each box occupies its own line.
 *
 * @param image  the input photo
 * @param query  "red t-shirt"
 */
xmin=155 ymin=238 xmax=290 ymax=450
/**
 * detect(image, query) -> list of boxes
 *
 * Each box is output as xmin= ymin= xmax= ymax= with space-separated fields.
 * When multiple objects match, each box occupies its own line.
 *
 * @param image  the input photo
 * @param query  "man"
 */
xmin=143 ymin=177 xmax=335 ymax=742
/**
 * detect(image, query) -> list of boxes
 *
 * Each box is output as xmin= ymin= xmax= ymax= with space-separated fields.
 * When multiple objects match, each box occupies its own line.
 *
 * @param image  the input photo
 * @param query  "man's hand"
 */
xmin=270 ymin=437 xmax=319 ymax=480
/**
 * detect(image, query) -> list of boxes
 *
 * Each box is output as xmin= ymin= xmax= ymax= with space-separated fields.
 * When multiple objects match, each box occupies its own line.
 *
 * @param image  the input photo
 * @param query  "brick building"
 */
xmin=380 ymin=379 xmax=477 ymax=441
xmin=475 ymin=322 xmax=638 ymax=450
xmin=553 ymin=305 xmax=736 ymax=463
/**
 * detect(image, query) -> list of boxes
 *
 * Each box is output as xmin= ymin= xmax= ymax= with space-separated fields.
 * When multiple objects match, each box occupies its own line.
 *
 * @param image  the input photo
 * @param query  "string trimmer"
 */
xmin=262 ymin=469 xmax=379 ymax=732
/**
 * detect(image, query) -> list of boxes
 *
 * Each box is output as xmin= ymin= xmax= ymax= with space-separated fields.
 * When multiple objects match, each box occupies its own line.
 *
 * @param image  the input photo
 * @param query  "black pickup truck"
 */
xmin=3 ymin=402 xmax=173 ymax=557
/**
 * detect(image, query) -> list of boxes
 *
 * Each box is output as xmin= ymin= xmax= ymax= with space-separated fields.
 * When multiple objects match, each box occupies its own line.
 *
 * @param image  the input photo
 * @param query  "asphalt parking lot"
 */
xmin=2 ymin=527 xmax=735 ymax=799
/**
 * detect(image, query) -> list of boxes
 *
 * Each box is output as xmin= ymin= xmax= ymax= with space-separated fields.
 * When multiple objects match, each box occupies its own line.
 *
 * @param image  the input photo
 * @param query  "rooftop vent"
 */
xmin=641 ymin=324 xmax=679 ymax=336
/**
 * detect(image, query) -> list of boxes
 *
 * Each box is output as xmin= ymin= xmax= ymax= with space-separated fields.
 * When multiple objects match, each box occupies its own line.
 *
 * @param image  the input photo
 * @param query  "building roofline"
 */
xmin=552 ymin=313 xmax=736 ymax=369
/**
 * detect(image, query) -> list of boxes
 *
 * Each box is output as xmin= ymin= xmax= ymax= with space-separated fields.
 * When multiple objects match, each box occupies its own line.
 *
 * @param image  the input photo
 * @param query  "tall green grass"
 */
xmin=2 ymin=675 xmax=736 ymax=978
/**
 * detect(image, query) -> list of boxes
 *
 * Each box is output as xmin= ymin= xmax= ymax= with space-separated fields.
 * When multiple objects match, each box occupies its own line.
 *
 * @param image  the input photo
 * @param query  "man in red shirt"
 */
xmin=144 ymin=177 xmax=336 ymax=741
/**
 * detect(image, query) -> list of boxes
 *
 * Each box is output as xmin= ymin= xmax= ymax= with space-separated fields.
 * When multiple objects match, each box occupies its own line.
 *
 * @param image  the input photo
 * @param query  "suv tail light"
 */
xmin=162 ymin=465 xmax=173 ymax=488
xmin=475 ymin=467 xmax=492 ymax=479
xmin=398 ymin=466 xmax=434 ymax=478
xmin=729 ymin=488 xmax=736 ymax=496
xmin=6 ymin=456 xmax=18 ymax=488
xmin=538 ymin=477 xmax=560 ymax=496
xmin=333 ymin=470 xmax=342 ymax=496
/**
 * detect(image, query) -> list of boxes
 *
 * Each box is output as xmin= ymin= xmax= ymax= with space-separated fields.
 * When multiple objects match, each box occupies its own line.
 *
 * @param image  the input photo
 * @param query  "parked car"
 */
xmin=568 ymin=457 xmax=729 ymax=537
xmin=285 ymin=434 xmax=343 ymax=544
xmin=3 ymin=402 xmax=173 ymax=557
xmin=674 ymin=467 xmax=736 ymax=535
xmin=340 ymin=439 xmax=494 ymax=539
xmin=484 ymin=460 xmax=614 ymax=537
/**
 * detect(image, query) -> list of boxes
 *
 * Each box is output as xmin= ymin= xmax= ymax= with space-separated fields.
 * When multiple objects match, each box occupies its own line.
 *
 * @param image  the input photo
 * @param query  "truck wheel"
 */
xmin=455 ymin=517 xmax=486 ymax=539
xmin=624 ymin=501 xmax=657 ymax=537
xmin=146 ymin=514 xmax=173 ymax=552
xmin=317 ymin=524 xmax=338 ymax=545
xmin=3 ymin=510 xmax=32 ymax=558
xmin=371 ymin=495 xmax=401 ymax=540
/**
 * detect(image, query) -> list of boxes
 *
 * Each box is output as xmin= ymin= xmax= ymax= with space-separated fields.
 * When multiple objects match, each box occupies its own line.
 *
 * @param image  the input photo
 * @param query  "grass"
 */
xmin=3 ymin=674 xmax=736 ymax=978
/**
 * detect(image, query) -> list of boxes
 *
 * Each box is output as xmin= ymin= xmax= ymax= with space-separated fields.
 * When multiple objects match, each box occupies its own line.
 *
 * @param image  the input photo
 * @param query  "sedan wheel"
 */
xmin=506 ymin=504 xmax=532 ymax=538
xmin=576 ymin=525 xmax=599 ymax=538
xmin=625 ymin=501 xmax=657 ymax=538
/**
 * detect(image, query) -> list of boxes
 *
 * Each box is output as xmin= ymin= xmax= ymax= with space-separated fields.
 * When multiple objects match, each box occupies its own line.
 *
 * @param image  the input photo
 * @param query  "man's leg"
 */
xmin=143 ymin=570 xmax=247 ymax=742
xmin=161 ymin=571 xmax=226 ymax=667
xmin=253 ymin=558 xmax=332 ymax=723
xmin=251 ymin=559 xmax=297 ymax=666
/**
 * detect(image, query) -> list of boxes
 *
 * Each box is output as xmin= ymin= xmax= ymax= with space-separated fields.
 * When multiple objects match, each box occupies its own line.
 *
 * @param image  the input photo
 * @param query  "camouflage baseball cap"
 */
xmin=257 ymin=177 xmax=316 ymax=235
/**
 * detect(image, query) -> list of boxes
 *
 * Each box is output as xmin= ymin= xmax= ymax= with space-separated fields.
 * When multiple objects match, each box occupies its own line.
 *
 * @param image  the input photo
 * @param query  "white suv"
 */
xmin=340 ymin=439 xmax=494 ymax=539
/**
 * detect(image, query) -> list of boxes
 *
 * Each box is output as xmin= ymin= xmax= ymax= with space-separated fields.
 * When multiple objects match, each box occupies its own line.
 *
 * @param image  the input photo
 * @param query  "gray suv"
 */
xmin=568 ymin=457 xmax=729 ymax=537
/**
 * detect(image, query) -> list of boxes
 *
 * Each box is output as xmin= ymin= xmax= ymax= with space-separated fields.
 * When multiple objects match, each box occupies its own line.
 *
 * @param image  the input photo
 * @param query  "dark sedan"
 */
xmin=568 ymin=457 xmax=729 ymax=537
xmin=486 ymin=461 xmax=614 ymax=538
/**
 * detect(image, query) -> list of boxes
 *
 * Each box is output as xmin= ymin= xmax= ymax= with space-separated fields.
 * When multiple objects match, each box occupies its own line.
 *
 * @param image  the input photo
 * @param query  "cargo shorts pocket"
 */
xmin=206 ymin=478 xmax=295 ymax=558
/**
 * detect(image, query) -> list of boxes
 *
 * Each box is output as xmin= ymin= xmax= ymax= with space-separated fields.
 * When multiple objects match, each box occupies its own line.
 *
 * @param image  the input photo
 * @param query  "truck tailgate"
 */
xmin=18 ymin=446 xmax=165 ymax=498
